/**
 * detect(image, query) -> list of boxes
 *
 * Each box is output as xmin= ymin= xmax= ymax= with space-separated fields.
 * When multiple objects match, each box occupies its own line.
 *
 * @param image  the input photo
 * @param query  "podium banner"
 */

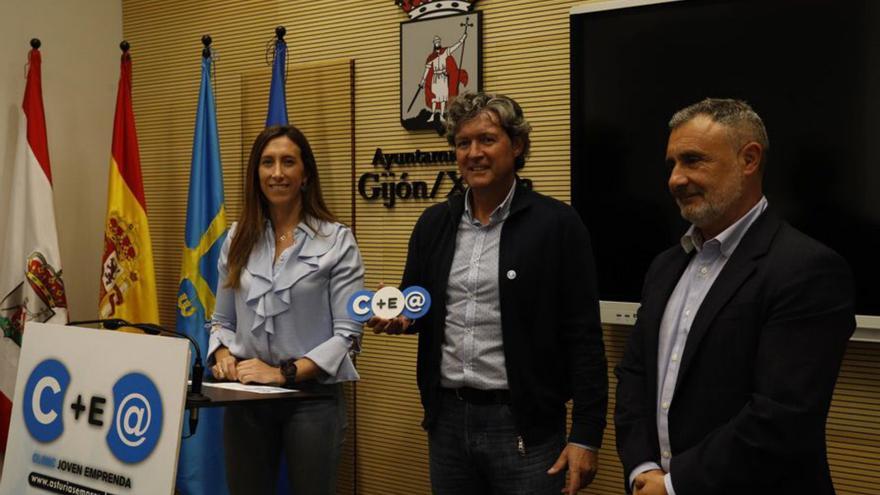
xmin=0 ymin=323 xmax=188 ymax=495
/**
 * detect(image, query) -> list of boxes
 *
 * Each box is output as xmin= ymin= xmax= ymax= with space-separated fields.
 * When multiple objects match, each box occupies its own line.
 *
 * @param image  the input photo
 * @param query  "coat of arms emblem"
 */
xmin=397 ymin=0 xmax=482 ymax=131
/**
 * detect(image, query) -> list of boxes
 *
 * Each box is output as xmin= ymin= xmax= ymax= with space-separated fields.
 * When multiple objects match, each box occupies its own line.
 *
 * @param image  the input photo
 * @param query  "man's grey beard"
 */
xmin=675 ymin=177 xmax=744 ymax=230
xmin=678 ymin=198 xmax=724 ymax=228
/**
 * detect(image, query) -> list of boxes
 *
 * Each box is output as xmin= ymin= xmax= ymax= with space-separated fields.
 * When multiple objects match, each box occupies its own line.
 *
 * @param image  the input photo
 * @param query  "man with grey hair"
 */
xmin=615 ymin=98 xmax=855 ymax=495
xmin=371 ymin=92 xmax=608 ymax=494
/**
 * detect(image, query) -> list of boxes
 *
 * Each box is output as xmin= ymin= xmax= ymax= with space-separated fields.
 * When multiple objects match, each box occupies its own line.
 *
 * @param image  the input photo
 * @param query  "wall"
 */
xmin=0 ymin=0 xmax=123 ymax=322
xmin=119 ymin=1 xmax=880 ymax=494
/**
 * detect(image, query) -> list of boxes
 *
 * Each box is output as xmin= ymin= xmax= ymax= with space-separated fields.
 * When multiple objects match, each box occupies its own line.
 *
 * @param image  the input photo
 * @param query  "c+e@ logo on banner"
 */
xmin=22 ymin=359 xmax=164 ymax=464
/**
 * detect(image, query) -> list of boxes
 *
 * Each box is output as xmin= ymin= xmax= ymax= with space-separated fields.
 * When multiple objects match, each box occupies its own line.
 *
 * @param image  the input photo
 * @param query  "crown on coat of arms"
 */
xmin=395 ymin=0 xmax=474 ymax=20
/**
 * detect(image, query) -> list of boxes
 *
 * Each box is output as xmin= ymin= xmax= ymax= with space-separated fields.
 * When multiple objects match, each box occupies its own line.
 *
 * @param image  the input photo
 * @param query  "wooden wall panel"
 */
xmin=123 ymin=0 xmax=880 ymax=493
xmin=827 ymin=342 xmax=880 ymax=494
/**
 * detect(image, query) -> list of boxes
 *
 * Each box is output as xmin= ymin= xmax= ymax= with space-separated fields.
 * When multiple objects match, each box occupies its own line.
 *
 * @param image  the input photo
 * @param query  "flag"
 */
xmin=98 ymin=48 xmax=159 ymax=324
xmin=266 ymin=37 xmax=288 ymax=126
xmin=175 ymin=50 xmax=229 ymax=495
xmin=0 ymin=44 xmax=68 ymax=455
xmin=264 ymin=32 xmax=295 ymax=493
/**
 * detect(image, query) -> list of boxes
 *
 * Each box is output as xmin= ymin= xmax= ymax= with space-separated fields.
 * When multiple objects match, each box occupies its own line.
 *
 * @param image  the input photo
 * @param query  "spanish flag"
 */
xmin=98 ymin=46 xmax=159 ymax=325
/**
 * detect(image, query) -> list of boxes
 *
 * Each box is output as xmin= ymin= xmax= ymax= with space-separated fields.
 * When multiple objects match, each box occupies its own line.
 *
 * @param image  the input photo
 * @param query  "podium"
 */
xmin=0 ymin=323 xmax=189 ymax=494
xmin=0 ymin=323 xmax=331 ymax=494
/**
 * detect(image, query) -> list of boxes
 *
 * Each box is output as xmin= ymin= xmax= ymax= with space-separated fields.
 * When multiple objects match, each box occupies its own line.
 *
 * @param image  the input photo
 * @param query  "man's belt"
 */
xmin=442 ymin=387 xmax=511 ymax=405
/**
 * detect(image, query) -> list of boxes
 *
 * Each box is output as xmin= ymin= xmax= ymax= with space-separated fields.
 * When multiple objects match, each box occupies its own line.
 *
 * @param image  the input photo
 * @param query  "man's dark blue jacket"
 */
xmin=401 ymin=180 xmax=608 ymax=448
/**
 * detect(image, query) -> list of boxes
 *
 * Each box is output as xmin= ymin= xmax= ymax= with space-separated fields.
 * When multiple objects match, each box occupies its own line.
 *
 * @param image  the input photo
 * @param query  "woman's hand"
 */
xmin=211 ymin=346 xmax=239 ymax=381
xmin=236 ymin=358 xmax=285 ymax=386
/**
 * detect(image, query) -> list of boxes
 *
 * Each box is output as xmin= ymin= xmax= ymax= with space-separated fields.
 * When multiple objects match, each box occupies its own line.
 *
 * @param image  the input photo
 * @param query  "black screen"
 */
xmin=571 ymin=0 xmax=880 ymax=315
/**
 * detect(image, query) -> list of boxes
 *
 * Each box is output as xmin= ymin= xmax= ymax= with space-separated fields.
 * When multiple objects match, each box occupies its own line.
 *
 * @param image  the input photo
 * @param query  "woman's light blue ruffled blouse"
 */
xmin=209 ymin=219 xmax=365 ymax=383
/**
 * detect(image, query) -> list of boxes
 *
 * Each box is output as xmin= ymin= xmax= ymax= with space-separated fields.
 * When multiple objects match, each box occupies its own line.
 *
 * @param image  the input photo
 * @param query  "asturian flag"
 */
xmin=266 ymin=30 xmax=289 ymax=126
xmin=0 ymin=41 xmax=68 ymax=455
xmin=98 ymin=45 xmax=159 ymax=325
xmin=175 ymin=47 xmax=229 ymax=495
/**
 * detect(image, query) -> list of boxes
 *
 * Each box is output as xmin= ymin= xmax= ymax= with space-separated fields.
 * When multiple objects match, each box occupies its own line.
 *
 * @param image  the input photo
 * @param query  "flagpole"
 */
xmin=99 ymin=38 xmax=160 ymax=325
xmin=266 ymin=26 xmax=289 ymax=126
xmin=276 ymin=26 xmax=286 ymax=87
xmin=175 ymin=35 xmax=230 ymax=495
xmin=202 ymin=34 xmax=212 ymax=58
xmin=2 ymin=35 xmax=69 ymax=457
xmin=275 ymin=26 xmax=287 ymax=90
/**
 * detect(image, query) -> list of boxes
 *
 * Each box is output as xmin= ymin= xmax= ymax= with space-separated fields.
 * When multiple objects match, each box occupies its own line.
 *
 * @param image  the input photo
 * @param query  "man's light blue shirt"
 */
xmin=440 ymin=181 xmax=516 ymax=390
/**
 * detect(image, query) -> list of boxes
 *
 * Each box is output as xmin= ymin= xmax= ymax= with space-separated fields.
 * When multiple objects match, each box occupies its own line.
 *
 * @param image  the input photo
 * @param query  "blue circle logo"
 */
xmin=347 ymin=290 xmax=375 ymax=322
xmin=106 ymin=372 xmax=163 ymax=464
xmin=402 ymin=286 xmax=431 ymax=319
xmin=22 ymin=359 xmax=70 ymax=443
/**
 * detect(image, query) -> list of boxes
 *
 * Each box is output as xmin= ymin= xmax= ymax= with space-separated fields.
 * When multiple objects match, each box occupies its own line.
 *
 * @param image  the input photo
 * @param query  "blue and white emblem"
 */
xmin=402 ymin=286 xmax=431 ymax=319
xmin=347 ymin=290 xmax=375 ymax=322
xmin=106 ymin=372 xmax=163 ymax=464
xmin=22 ymin=358 xmax=70 ymax=443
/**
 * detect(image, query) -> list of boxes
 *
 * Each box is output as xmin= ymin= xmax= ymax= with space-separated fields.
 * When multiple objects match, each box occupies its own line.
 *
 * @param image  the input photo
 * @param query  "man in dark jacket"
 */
xmin=615 ymin=98 xmax=855 ymax=495
xmin=371 ymin=92 xmax=607 ymax=495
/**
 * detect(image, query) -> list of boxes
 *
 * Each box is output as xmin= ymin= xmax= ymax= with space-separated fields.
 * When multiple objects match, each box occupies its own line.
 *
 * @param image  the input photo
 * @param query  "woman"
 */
xmin=209 ymin=125 xmax=364 ymax=494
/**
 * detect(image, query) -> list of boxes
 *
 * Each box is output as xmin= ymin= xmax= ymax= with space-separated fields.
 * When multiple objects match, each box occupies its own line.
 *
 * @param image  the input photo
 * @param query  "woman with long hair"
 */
xmin=208 ymin=125 xmax=364 ymax=494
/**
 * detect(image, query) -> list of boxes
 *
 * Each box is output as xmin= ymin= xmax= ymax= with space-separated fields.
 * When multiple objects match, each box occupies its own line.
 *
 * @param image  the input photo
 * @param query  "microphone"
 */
xmin=67 ymin=318 xmax=210 ymax=435
xmin=116 ymin=322 xmax=209 ymax=437
xmin=121 ymin=322 xmax=209 ymax=437
xmin=67 ymin=318 xmax=130 ymax=329
xmin=103 ymin=319 xmax=159 ymax=335
xmin=120 ymin=323 xmax=205 ymax=394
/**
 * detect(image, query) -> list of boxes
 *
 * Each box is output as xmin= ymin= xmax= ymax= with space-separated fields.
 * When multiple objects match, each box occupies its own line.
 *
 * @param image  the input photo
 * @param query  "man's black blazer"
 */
xmin=615 ymin=207 xmax=855 ymax=494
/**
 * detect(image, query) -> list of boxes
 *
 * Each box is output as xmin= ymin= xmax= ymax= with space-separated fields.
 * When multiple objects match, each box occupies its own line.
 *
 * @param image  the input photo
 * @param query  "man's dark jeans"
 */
xmin=429 ymin=390 xmax=566 ymax=495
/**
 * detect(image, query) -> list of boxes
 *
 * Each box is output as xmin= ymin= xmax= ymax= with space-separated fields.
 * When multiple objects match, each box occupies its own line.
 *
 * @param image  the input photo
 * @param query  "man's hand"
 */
xmin=368 ymin=315 xmax=412 ymax=335
xmin=633 ymin=469 xmax=667 ymax=495
xmin=547 ymin=444 xmax=598 ymax=494
xmin=236 ymin=358 xmax=284 ymax=386
xmin=211 ymin=347 xmax=238 ymax=381
xmin=365 ymin=282 xmax=414 ymax=334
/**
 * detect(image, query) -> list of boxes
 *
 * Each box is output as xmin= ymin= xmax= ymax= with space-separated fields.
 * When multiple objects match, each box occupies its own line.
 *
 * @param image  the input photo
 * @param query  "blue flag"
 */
xmin=266 ymin=39 xmax=289 ymax=126
xmin=263 ymin=36 xmax=295 ymax=494
xmin=176 ymin=52 xmax=229 ymax=495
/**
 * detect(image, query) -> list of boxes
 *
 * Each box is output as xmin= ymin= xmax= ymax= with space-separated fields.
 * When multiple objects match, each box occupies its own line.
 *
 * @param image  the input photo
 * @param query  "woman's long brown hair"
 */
xmin=225 ymin=125 xmax=337 ymax=288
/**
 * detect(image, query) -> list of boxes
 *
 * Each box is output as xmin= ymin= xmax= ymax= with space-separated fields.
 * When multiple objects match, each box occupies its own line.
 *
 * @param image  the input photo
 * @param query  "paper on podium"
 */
xmin=200 ymin=381 xmax=297 ymax=394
